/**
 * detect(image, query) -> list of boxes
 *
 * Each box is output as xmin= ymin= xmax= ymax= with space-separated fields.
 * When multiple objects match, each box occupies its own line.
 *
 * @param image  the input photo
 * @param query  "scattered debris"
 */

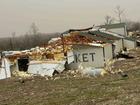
xmin=18 ymin=78 xmax=25 ymax=84
xmin=116 ymin=51 xmax=134 ymax=59
xmin=12 ymin=70 xmax=33 ymax=78
xmin=118 ymin=69 xmax=128 ymax=78
xmin=105 ymin=59 xmax=116 ymax=74
xmin=81 ymin=67 xmax=108 ymax=77
xmin=78 ymin=64 xmax=108 ymax=77
xmin=117 ymin=58 xmax=126 ymax=61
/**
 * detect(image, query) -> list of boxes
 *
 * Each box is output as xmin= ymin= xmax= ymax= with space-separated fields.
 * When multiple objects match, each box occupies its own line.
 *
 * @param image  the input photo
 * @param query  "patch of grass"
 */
xmin=0 ymin=65 xmax=140 ymax=105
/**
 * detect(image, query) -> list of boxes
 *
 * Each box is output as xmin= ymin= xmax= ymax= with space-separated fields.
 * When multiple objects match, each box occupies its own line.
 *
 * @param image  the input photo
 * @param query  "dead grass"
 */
xmin=0 ymin=48 xmax=140 ymax=105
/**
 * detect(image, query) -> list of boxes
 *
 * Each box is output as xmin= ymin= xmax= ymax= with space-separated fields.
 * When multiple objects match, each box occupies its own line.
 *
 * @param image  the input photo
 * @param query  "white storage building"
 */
xmin=68 ymin=43 xmax=113 ymax=69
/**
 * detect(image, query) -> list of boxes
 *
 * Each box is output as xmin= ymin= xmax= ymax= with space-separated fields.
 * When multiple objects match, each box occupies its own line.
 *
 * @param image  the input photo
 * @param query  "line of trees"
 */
xmin=126 ymin=21 xmax=140 ymax=32
xmin=0 ymin=32 xmax=60 ymax=51
xmin=0 ymin=23 xmax=60 ymax=51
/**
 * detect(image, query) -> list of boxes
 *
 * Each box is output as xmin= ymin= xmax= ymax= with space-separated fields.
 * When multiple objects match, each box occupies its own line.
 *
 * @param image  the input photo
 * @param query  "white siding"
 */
xmin=28 ymin=63 xmax=55 ymax=77
xmin=68 ymin=45 xmax=104 ymax=69
xmin=123 ymin=39 xmax=136 ymax=49
xmin=0 ymin=58 xmax=11 ymax=80
xmin=67 ymin=51 xmax=74 ymax=64
xmin=104 ymin=44 xmax=113 ymax=62
xmin=114 ymin=39 xmax=123 ymax=54
xmin=108 ymin=27 xmax=127 ymax=36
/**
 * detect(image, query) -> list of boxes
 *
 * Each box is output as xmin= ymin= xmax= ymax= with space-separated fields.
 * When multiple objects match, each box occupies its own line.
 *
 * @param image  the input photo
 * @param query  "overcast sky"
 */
xmin=0 ymin=0 xmax=140 ymax=37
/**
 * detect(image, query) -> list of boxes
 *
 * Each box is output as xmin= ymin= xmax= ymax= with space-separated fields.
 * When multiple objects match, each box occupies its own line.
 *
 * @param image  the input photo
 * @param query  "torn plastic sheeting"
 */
xmin=28 ymin=61 xmax=66 ymax=77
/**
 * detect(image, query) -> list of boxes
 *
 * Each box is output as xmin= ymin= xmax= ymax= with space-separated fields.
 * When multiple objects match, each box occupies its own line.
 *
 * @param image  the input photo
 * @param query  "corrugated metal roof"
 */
xmin=100 ymin=30 xmax=124 ymax=38
xmin=124 ymin=37 xmax=136 ymax=41
xmin=98 ymin=23 xmax=126 ymax=29
xmin=61 ymin=26 xmax=93 ymax=35
xmin=89 ymin=30 xmax=122 ymax=40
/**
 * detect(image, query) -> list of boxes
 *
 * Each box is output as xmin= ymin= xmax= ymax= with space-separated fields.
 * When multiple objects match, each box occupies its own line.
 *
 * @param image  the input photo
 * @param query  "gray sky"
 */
xmin=0 ymin=0 xmax=140 ymax=37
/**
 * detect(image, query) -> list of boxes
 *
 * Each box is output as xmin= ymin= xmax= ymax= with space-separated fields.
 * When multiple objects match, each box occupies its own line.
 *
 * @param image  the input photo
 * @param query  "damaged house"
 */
xmin=0 ymin=23 xmax=137 ymax=79
xmin=2 ymin=48 xmax=66 ymax=77
xmin=98 ymin=23 xmax=137 ymax=50
xmin=60 ymin=31 xmax=113 ymax=69
xmin=99 ymin=23 xmax=128 ymax=37
xmin=63 ymin=24 xmax=136 ymax=69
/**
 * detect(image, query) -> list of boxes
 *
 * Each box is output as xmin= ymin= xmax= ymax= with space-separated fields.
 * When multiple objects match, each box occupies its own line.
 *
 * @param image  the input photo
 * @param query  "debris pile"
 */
xmin=52 ymin=70 xmax=81 ymax=80
xmin=78 ymin=64 xmax=108 ymax=77
xmin=105 ymin=59 xmax=116 ymax=74
xmin=12 ymin=70 xmax=33 ymax=78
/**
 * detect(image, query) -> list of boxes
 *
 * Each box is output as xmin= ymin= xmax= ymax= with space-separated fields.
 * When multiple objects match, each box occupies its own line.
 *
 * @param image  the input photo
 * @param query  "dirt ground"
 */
xmin=0 ymin=48 xmax=140 ymax=105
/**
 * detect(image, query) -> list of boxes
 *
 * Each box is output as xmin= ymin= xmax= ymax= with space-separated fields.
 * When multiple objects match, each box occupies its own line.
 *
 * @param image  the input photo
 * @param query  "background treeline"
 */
xmin=0 ymin=33 xmax=60 ymax=51
xmin=127 ymin=21 xmax=140 ymax=32
xmin=0 ymin=21 xmax=140 ymax=51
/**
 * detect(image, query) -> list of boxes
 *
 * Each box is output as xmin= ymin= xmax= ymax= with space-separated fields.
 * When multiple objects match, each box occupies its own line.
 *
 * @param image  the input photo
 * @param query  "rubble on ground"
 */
xmin=12 ymin=70 xmax=33 ymax=78
xmin=1 ymin=48 xmax=139 ymax=81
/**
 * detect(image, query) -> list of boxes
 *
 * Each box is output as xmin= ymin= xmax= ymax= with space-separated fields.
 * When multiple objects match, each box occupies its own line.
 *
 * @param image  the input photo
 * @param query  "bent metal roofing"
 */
xmin=89 ymin=30 xmax=123 ymax=40
xmin=79 ymin=29 xmax=123 ymax=43
xmin=98 ymin=23 xmax=126 ymax=29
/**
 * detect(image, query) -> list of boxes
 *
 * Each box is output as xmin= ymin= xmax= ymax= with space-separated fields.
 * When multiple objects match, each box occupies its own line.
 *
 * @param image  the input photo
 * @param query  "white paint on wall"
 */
xmin=104 ymin=44 xmax=113 ymax=61
xmin=108 ymin=28 xmax=127 ymax=36
xmin=68 ymin=45 xmax=105 ymax=69
xmin=123 ymin=39 xmax=136 ymax=49
xmin=28 ymin=61 xmax=66 ymax=77
xmin=114 ymin=39 xmax=123 ymax=54
xmin=0 ymin=58 xmax=11 ymax=80
xmin=67 ymin=51 xmax=74 ymax=64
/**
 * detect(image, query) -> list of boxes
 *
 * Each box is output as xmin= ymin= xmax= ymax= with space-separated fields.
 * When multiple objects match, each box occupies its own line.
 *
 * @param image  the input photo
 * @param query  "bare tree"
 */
xmin=28 ymin=22 xmax=41 ymax=46
xmin=11 ymin=32 xmax=16 ymax=50
xmin=126 ymin=20 xmax=140 ymax=32
xmin=104 ymin=15 xmax=114 ymax=25
xmin=30 ymin=22 xmax=39 ymax=35
xmin=9 ymin=37 xmax=13 ymax=50
xmin=133 ymin=22 xmax=140 ymax=32
xmin=115 ymin=6 xmax=124 ymax=23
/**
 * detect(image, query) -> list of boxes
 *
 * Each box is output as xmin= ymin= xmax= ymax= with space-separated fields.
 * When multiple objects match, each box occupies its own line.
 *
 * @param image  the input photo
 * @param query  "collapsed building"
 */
xmin=98 ymin=23 xmax=137 ymax=49
xmin=0 ymin=23 xmax=137 ymax=79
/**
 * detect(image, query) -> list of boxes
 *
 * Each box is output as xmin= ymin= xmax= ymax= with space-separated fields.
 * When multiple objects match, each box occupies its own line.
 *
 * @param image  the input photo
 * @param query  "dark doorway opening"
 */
xmin=137 ymin=41 xmax=140 ymax=46
xmin=18 ymin=58 xmax=29 ymax=72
